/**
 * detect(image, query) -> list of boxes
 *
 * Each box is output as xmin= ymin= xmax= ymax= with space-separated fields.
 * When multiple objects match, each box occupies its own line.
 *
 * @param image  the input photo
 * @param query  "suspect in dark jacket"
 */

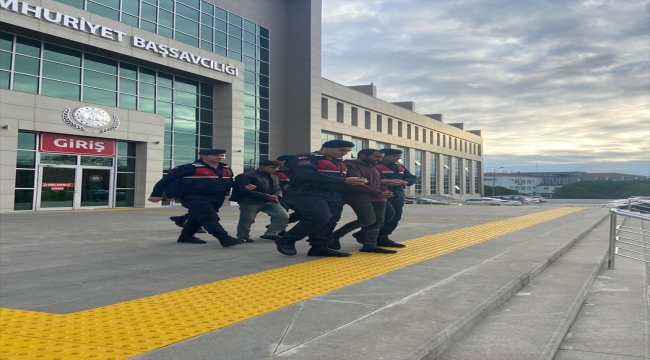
xmin=229 ymin=160 xmax=289 ymax=243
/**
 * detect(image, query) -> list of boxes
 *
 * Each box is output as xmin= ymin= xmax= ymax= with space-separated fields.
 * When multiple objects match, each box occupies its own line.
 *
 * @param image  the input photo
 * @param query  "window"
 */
xmin=321 ymin=131 xmax=341 ymax=144
xmin=455 ymin=158 xmax=462 ymax=194
xmin=465 ymin=159 xmax=471 ymax=194
xmin=422 ymin=129 xmax=427 ymax=143
xmin=437 ymin=133 xmax=441 ymax=146
xmin=473 ymin=161 xmax=483 ymax=194
xmin=387 ymin=118 xmax=393 ymax=134
xmin=414 ymin=150 xmax=424 ymax=194
xmin=407 ymin=124 xmax=412 ymax=139
xmin=364 ymin=111 xmax=371 ymax=129
xmin=14 ymin=131 xmax=37 ymax=211
xmin=321 ymin=97 xmax=328 ymax=119
xmin=397 ymin=121 xmax=403 ymax=137
xmin=443 ymin=135 xmax=446 ymax=148
xmin=376 ymin=115 xmax=382 ymax=132
xmin=351 ymin=107 xmax=358 ymax=126
xmin=454 ymin=138 xmax=458 ymax=150
xmin=443 ymin=155 xmax=450 ymax=195
xmin=350 ymin=137 xmax=366 ymax=157
xmin=429 ymin=152 xmax=438 ymax=194
xmin=116 ymin=141 xmax=137 ymax=207
xmin=336 ymin=102 xmax=344 ymax=123
xmin=376 ymin=142 xmax=389 ymax=150
xmin=414 ymin=126 xmax=419 ymax=141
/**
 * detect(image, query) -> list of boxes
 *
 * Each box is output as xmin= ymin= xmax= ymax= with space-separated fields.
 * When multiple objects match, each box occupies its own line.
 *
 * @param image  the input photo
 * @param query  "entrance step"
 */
xmin=437 ymin=212 xmax=614 ymax=360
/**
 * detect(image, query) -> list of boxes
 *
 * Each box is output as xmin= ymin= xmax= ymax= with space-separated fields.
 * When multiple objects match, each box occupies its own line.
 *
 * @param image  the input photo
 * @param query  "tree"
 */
xmin=483 ymin=185 xmax=523 ymax=196
xmin=553 ymin=180 xmax=650 ymax=199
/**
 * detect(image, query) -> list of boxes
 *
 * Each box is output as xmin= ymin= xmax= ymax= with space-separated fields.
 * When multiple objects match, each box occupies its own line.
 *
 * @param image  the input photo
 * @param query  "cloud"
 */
xmin=322 ymin=0 xmax=650 ymax=175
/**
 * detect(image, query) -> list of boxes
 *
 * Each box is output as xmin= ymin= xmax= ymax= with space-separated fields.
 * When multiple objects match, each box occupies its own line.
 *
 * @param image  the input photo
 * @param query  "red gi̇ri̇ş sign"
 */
xmin=39 ymin=133 xmax=116 ymax=156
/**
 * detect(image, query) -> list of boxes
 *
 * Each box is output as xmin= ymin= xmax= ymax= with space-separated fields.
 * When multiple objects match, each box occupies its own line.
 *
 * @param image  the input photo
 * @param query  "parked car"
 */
xmin=489 ymin=196 xmax=526 ymax=206
xmin=463 ymin=197 xmax=511 ymax=206
xmin=602 ymin=197 xmax=650 ymax=213
xmin=405 ymin=198 xmax=450 ymax=205
xmin=530 ymin=196 xmax=546 ymax=203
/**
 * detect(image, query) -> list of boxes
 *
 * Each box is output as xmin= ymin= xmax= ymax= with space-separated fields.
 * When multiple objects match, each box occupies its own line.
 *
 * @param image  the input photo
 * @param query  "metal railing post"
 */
xmin=608 ymin=212 xmax=617 ymax=269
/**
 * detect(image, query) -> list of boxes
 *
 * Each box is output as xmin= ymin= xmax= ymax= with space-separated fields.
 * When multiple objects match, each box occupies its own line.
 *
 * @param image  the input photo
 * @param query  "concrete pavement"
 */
xmin=1 ymin=203 xmax=645 ymax=359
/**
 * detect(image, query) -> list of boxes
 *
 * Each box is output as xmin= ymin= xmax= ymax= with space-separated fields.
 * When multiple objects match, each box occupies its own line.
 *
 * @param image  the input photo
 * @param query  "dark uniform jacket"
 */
xmin=229 ymin=170 xmax=282 ymax=203
xmin=150 ymin=160 xmax=234 ymax=199
xmin=375 ymin=162 xmax=417 ymax=201
xmin=342 ymin=159 xmax=389 ymax=205
xmin=286 ymin=152 xmax=347 ymax=192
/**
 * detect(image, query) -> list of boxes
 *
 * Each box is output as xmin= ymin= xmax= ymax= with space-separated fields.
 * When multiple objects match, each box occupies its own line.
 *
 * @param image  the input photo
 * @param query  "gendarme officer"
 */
xmin=374 ymin=148 xmax=418 ymax=247
xmin=148 ymin=149 xmax=243 ymax=247
xmin=274 ymin=140 xmax=367 ymax=257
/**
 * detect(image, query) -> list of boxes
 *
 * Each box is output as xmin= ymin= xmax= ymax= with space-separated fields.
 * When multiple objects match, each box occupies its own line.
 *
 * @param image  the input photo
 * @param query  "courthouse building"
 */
xmin=0 ymin=0 xmax=484 ymax=212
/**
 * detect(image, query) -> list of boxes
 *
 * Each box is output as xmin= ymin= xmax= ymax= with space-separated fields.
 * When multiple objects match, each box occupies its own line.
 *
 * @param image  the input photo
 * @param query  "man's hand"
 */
xmin=244 ymin=184 xmax=257 ymax=190
xmin=380 ymin=190 xmax=394 ymax=198
xmin=345 ymin=177 xmax=368 ymax=186
xmin=167 ymin=198 xmax=175 ymax=202
xmin=282 ymin=184 xmax=290 ymax=190
xmin=266 ymin=195 xmax=279 ymax=201
xmin=148 ymin=196 xmax=162 ymax=203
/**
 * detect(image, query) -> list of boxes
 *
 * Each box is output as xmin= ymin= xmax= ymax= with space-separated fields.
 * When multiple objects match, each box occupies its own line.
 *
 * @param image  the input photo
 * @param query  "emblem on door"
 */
xmin=88 ymin=175 xmax=103 ymax=182
xmin=62 ymin=107 xmax=120 ymax=134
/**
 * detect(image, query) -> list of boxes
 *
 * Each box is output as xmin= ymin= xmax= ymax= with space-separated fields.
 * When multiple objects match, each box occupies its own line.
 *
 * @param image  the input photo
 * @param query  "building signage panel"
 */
xmin=1 ymin=0 xmax=240 ymax=76
xmin=39 ymin=133 xmax=116 ymax=156
xmin=42 ymin=182 xmax=74 ymax=190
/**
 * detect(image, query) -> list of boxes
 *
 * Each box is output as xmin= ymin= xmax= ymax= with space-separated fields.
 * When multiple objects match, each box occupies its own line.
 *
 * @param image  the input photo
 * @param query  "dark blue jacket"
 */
xmin=150 ymin=160 xmax=233 ymax=198
xmin=287 ymin=152 xmax=347 ymax=192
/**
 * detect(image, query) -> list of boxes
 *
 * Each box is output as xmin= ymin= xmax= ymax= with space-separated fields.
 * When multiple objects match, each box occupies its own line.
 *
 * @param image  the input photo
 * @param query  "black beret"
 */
xmin=198 ymin=149 xmax=227 ymax=155
xmin=277 ymin=155 xmax=294 ymax=161
xmin=322 ymin=140 xmax=355 ymax=148
xmin=382 ymin=149 xmax=402 ymax=155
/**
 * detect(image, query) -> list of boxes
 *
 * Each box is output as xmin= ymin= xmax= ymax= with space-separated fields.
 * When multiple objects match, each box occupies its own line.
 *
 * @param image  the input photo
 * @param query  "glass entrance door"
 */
xmin=38 ymin=166 xmax=76 ymax=209
xmin=37 ymin=166 xmax=114 ymax=210
xmin=80 ymin=168 xmax=112 ymax=207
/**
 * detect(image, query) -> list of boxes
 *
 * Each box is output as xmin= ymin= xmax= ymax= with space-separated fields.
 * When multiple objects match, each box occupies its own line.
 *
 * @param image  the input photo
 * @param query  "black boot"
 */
xmin=376 ymin=237 xmax=406 ymax=248
xmin=328 ymin=234 xmax=342 ymax=250
xmin=219 ymin=236 xmax=244 ymax=247
xmin=275 ymin=237 xmax=297 ymax=256
xmin=352 ymin=232 xmax=363 ymax=244
xmin=307 ymin=245 xmax=351 ymax=257
xmin=177 ymin=233 xmax=207 ymax=244
xmin=170 ymin=215 xmax=187 ymax=228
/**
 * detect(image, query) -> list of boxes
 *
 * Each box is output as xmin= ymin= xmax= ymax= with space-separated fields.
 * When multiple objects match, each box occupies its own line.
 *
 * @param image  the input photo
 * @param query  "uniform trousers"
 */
xmin=378 ymin=198 xmax=404 ymax=239
xmin=282 ymin=190 xmax=344 ymax=247
xmin=181 ymin=195 xmax=229 ymax=240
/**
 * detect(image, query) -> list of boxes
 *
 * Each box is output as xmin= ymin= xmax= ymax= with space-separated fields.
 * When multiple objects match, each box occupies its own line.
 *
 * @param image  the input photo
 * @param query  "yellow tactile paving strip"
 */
xmin=0 ymin=207 xmax=583 ymax=359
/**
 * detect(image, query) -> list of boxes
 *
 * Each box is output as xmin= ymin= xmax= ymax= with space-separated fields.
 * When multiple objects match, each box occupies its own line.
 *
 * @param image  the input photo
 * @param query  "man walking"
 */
xmin=229 ymin=160 xmax=289 ymax=242
xmin=274 ymin=140 xmax=368 ymax=257
xmin=330 ymin=149 xmax=397 ymax=254
xmin=148 ymin=149 xmax=242 ymax=247
xmin=274 ymin=155 xmax=301 ymax=228
xmin=374 ymin=149 xmax=418 ymax=247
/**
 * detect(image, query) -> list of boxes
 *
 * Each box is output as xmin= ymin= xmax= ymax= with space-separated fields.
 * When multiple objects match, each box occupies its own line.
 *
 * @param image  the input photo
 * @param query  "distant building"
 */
xmin=484 ymin=171 xmax=647 ymax=198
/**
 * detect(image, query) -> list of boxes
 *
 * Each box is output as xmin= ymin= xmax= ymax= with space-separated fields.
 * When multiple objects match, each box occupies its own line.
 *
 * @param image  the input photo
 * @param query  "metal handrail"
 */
xmin=607 ymin=208 xmax=650 ymax=269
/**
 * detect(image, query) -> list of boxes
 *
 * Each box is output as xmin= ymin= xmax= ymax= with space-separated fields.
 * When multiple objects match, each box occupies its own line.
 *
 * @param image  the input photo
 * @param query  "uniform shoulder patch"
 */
xmin=297 ymin=160 xmax=311 ymax=165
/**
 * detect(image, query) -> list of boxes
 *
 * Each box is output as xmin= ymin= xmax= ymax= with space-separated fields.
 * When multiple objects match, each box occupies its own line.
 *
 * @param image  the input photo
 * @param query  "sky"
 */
xmin=321 ymin=0 xmax=650 ymax=176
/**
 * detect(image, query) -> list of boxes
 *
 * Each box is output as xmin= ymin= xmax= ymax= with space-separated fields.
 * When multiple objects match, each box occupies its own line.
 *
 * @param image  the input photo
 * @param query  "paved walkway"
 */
xmin=0 ymin=203 xmax=643 ymax=359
